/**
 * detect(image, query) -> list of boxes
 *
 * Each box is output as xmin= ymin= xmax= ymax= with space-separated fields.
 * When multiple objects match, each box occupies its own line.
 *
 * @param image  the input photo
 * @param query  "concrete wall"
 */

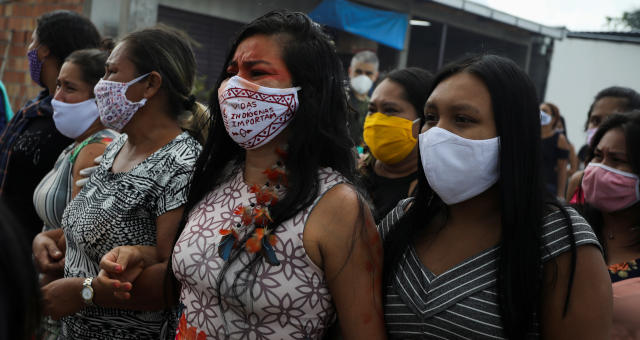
xmin=545 ymin=37 xmax=640 ymax=147
xmin=87 ymin=0 xmax=158 ymax=39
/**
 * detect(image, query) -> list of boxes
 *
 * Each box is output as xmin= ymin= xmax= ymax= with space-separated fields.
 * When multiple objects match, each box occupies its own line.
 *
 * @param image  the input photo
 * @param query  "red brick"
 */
xmin=9 ymin=57 xmax=28 ymax=72
xmin=4 ymin=70 xmax=24 ymax=83
xmin=9 ymin=45 xmax=27 ymax=57
xmin=24 ymin=18 xmax=36 ymax=31
xmin=8 ymin=17 xmax=22 ymax=30
xmin=11 ymin=31 xmax=25 ymax=44
xmin=2 ymin=4 xmax=13 ymax=16
xmin=12 ymin=4 xmax=30 ymax=17
xmin=35 ymin=5 xmax=51 ymax=16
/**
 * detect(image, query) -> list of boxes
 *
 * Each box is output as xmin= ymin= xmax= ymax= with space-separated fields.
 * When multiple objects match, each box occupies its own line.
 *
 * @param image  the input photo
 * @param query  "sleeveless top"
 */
xmin=173 ymin=167 xmax=346 ymax=339
xmin=61 ymin=132 xmax=201 ymax=339
xmin=33 ymin=129 xmax=118 ymax=231
xmin=379 ymin=199 xmax=601 ymax=339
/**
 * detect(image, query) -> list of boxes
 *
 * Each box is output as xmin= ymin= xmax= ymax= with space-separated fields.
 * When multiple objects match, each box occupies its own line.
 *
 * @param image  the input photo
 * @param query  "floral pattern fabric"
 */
xmin=172 ymin=167 xmax=345 ymax=339
xmin=609 ymin=259 xmax=640 ymax=283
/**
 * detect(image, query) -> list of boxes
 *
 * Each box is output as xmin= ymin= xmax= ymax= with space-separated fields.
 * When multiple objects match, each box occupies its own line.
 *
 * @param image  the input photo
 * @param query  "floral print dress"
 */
xmin=173 ymin=167 xmax=346 ymax=339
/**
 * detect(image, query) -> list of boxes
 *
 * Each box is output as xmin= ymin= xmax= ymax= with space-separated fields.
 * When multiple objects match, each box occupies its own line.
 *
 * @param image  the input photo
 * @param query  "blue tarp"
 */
xmin=309 ymin=0 xmax=409 ymax=50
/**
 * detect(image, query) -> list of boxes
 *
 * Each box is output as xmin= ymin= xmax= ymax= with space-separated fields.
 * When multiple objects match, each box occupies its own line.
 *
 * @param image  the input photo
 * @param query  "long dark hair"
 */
xmin=382 ymin=55 xmax=576 ymax=338
xmin=167 ymin=10 xmax=357 ymax=308
xmin=0 ymin=198 xmax=41 ymax=340
xmin=577 ymin=110 xmax=640 ymax=258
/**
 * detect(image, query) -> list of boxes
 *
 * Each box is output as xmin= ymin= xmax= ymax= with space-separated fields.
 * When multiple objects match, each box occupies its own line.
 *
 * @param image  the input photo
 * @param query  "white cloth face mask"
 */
xmin=350 ymin=74 xmax=373 ymax=95
xmin=218 ymin=75 xmax=301 ymax=150
xmin=419 ymin=126 xmax=500 ymax=205
xmin=94 ymin=73 xmax=149 ymax=131
xmin=51 ymin=98 xmax=100 ymax=139
xmin=540 ymin=110 xmax=552 ymax=126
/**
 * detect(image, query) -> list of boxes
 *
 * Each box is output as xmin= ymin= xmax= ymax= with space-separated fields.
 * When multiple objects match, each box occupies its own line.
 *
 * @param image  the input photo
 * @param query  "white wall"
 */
xmin=545 ymin=37 xmax=640 ymax=148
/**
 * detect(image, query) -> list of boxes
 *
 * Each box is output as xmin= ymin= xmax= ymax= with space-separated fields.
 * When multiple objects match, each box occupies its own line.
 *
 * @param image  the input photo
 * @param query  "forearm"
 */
xmin=95 ymin=262 xmax=176 ymax=311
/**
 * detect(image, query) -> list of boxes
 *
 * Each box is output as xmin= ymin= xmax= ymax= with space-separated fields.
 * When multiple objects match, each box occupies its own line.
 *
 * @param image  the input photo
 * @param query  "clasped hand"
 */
xmin=97 ymin=245 xmax=157 ymax=300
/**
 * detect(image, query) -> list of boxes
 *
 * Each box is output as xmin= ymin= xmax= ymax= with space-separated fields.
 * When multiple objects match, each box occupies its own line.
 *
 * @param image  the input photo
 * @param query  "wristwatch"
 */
xmin=81 ymin=277 xmax=95 ymax=306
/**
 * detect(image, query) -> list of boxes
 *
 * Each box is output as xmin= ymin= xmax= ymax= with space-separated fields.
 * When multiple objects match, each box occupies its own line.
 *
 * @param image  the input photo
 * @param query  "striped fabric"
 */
xmin=32 ymin=129 xmax=118 ymax=231
xmin=379 ymin=199 xmax=601 ymax=339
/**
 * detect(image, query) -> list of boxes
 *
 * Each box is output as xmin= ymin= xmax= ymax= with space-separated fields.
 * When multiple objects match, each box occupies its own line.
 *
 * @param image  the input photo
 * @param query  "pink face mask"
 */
xmin=582 ymin=162 xmax=640 ymax=213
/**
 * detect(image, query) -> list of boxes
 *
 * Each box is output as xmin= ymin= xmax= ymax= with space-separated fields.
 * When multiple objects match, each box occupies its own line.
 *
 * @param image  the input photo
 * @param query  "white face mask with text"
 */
xmin=218 ymin=76 xmax=301 ymax=150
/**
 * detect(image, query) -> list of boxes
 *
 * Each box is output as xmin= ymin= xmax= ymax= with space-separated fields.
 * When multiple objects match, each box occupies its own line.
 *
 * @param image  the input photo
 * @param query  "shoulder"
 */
xmin=73 ymin=129 xmax=119 ymax=161
xmin=144 ymin=132 xmax=201 ymax=177
xmin=377 ymin=197 xmax=413 ymax=241
xmin=90 ymin=129 xmax=119 ymax=142
xmin=557 ymin=133 xmax=570 ymax=150
xmin=540 ymin=205 xmax=602 ymax=262
xmin=100 ymin=133 xmax=127 ymax=162
xmin=163 ymin=132 xmax=202 ymax=166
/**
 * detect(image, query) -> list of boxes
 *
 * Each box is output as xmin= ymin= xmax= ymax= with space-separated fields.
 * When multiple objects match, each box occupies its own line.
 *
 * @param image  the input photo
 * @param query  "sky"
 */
xmin=473 ymin=0 xmax=639 ymax=31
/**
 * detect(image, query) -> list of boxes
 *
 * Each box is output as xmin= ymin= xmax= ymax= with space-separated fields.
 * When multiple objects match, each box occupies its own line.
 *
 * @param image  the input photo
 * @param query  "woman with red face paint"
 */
xmin=575 ymin=111 xmax=640 ymax=339
xmin=0 ymin=10 xmax=101 ymax=244
xmin=98 ymin=10 xmax=385 ymax=340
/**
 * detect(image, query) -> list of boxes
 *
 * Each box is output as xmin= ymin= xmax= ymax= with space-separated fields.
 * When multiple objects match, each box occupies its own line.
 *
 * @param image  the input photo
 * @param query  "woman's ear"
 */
xmin=143 ymin=71 xmax=163 ymax=99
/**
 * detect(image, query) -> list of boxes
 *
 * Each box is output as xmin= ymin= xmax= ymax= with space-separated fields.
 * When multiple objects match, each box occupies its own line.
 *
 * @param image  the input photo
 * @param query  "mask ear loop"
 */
xmin=126 ymin=72 xmax=151 ymax=86
xmin=411 ymin=118 xmax=422 ymax=138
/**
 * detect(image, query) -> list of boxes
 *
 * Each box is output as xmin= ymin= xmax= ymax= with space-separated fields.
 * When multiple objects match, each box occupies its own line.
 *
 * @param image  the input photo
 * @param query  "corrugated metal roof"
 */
xmin=567 ymin=31 xmax=640 ymax=44
xmin=425 ymin=0 xmax=566 ymax=39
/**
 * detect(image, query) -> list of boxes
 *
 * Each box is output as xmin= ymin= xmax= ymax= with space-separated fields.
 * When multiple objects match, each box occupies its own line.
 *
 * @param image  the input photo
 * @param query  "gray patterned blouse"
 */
xmin=61 ymin=132 xmax=201 ymax=339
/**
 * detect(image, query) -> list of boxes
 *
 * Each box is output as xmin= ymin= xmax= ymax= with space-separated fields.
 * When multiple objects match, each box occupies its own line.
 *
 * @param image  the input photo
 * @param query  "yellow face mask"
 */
xmin=363 ymin=112 xmax=417 ymax=164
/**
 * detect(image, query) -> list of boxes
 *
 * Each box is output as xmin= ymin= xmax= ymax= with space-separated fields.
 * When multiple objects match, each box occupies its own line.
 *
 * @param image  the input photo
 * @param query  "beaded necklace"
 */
xmin=217 ymin=148 xmax=288 ymax=266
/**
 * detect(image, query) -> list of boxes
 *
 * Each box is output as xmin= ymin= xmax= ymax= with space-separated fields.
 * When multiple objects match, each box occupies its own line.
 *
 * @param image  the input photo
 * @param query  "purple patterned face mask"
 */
xmin=28 ymin=47 xmax=44 ymax=86
xmin=94 ymin=73 xmax=149 ymax=131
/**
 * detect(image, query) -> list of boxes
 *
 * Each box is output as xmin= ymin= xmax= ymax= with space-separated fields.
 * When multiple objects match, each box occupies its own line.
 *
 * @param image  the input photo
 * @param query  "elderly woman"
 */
xmin=36 ymin=25 xmax=202 ymax=339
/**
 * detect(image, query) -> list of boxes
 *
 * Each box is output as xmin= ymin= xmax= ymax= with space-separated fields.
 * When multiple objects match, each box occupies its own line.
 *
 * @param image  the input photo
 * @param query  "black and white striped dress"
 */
xmin=61 ymin=131 xmax=201 ymax=339
xmin=378 ymin=199 xmax=601 ymax=339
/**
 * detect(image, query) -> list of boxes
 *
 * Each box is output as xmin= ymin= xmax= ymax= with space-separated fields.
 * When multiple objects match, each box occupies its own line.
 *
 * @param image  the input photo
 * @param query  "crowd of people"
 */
xmin=1 ymin=8 xmax=639 ymax=340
